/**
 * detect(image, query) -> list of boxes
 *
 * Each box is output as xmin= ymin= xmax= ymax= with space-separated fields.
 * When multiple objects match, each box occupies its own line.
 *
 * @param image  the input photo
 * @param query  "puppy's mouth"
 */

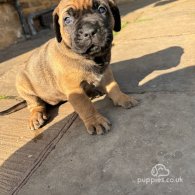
xmin=84 ymin=44 xmax=101 ymax=55
xmin=72 ymin=43 xmax=102 ymax=56
xmin=72 ymin=38 xmax=112 ymax=56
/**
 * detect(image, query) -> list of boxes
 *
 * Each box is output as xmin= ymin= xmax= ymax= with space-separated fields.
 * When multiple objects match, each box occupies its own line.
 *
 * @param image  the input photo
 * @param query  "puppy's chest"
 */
xmin=82 ymin=59 xmax=109 ymax=87
xmin=85 ymin=72 xmax=104 ymax=87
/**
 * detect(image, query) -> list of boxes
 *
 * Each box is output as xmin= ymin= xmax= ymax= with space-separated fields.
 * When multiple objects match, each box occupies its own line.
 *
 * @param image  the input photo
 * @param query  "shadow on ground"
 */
xmin=0 ymin=30 xmax=54 ymax=63
xmin=112 ymin=46 xmax=185 ymax=93
xmin=2 ymin=45 xmax=195 ymax=194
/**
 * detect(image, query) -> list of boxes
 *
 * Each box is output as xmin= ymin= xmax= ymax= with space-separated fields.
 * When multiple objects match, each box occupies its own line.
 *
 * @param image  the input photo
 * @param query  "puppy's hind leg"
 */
xmin=28 ymin=99 xmax=48 ymax=131
xmin=16 ymin=74 xmax=48 ymax=130
xmin=19 ymin=91 xmax=48 ymax=130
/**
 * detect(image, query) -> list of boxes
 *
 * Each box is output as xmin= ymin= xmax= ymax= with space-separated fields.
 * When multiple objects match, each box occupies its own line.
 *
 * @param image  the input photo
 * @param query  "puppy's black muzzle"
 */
xmin=72 ymin=15 xmax=113 ymax=56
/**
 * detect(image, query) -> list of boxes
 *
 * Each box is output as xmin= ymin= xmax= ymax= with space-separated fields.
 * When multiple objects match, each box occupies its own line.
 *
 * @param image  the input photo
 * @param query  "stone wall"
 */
xmin=19 ymin=0 xmax=59 ymax=16
xmin=0 ymin=3 xmax=21 ymax=50
xmin=0 ymin=0 xmax=59 ymax=50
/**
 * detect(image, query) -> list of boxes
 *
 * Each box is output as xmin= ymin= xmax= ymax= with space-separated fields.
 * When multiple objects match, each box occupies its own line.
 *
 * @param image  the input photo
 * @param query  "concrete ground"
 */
xmin=1 ymin=0 xmax=195 ymax=194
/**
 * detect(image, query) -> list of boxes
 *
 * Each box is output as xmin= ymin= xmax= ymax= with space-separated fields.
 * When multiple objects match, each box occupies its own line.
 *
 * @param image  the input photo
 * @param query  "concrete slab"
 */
xmin=18 ymin=93 xmax=195 ymax=195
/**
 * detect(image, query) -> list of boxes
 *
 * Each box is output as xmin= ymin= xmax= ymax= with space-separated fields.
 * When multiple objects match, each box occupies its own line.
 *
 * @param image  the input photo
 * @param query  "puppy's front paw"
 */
xmin=114 ymin=94 xmax=139 ymax=109
xmin=84 ymin=114 xmax=111 ymax=135
xmin=29 ymin=111 xmax=48 ymax=130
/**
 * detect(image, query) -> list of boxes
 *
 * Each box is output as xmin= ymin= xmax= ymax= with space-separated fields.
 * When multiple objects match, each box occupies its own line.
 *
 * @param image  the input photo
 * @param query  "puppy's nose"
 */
xmin=79 ymin=24 xmax=98 ymax=38
xmin=83 ymin=28 xmax=97 ymax=38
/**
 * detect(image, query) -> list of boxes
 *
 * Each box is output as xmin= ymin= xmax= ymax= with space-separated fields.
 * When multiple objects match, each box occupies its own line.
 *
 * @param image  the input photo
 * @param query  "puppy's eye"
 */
xmin=64 ymin=16 xmax=74 ymax=25
xmin=98 ymin=5 xmax=107 ymax=14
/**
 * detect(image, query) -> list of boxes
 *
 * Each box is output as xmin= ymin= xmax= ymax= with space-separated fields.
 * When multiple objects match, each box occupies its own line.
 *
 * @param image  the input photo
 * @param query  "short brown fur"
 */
xmin=16 ymin=0 xmax=138 ymax=135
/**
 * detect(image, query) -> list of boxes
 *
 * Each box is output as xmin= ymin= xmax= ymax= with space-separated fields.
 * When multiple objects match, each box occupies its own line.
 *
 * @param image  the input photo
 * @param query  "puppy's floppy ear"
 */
xmin=108 ymin=0 xmax=121 ymax=32
xmin=53 ymin=7 xmax=62 ymax=42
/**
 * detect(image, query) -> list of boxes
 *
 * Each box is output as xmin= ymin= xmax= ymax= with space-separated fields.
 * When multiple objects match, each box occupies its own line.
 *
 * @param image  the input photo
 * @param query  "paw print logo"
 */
xmin=151 ymin=164 xmax=170 ymax=177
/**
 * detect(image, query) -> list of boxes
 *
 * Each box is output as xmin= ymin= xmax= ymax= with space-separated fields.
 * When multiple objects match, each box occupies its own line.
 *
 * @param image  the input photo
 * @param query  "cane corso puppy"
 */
xmin=15 ymin=0 xmax=138 ymax=135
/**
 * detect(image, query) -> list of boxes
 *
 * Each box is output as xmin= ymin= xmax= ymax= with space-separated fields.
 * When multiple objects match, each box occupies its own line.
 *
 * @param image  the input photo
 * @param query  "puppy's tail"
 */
xmin=0 ymin=100 xmax=27 ymax=116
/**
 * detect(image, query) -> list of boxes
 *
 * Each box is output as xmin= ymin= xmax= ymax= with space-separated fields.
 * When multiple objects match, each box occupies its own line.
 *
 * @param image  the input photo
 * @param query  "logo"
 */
xmin=137 ymin=163 xmax=183 ymax=184
xmin=151 ymin=164 xmax=170 ymax=177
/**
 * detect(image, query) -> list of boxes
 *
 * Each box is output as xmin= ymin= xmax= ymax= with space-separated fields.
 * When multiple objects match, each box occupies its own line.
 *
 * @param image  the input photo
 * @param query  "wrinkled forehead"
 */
xmin=57 ymin=0 xmax=108 ymax=12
